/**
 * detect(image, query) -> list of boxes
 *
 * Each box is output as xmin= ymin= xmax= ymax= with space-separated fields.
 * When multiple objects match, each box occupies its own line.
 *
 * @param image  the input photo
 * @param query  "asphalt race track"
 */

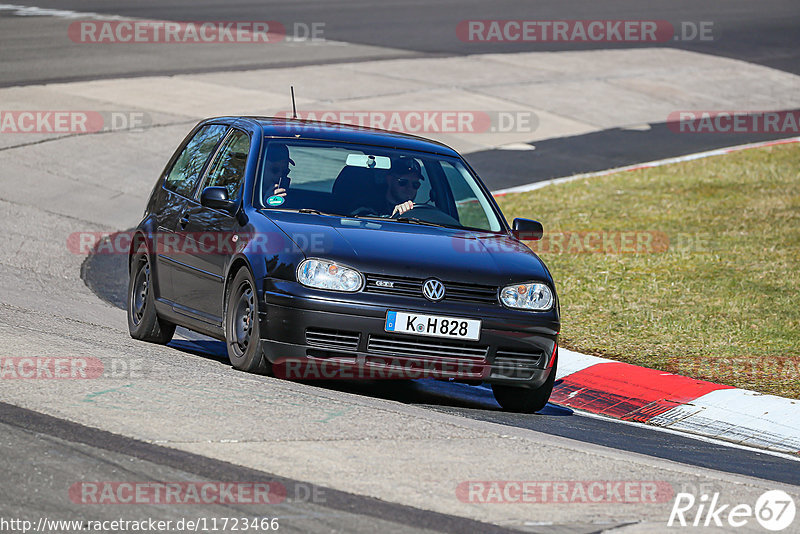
xmin=3 ymin=0 xmax=799 ymax=83
xmin=1 ymin=1 xmax=799 ymax=532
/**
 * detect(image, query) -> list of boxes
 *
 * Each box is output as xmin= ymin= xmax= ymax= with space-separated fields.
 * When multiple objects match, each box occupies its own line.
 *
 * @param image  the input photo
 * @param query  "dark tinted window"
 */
xmin=197 ymin=130 xmax=250 ymax=202
xmin=164 ymin=124 xmax=228 ymax=197
xmin=255 ymin=141 xmax=502 ymax=231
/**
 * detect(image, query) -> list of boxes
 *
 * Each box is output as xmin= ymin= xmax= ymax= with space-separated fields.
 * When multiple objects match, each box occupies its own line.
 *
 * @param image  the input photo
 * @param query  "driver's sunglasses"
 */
xmin=397 ymin=178 xmax=421 ymax=189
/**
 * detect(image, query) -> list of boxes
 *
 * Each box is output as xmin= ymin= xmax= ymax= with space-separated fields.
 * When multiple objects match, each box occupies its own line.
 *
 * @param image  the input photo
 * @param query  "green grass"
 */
xmin=496 ymin=143 xmax=800 ymax=398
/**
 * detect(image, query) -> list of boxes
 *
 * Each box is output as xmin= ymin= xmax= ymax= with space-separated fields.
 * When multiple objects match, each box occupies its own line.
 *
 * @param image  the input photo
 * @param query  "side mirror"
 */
xmin=200 ymin=186 xmax=236 ymax=212
xmin=512 ymin=218 xmax=543 ymax=241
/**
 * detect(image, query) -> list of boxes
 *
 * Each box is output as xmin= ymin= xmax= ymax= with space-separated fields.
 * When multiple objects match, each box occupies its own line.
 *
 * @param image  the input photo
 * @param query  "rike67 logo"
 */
xmin=668 ymin=490 xmax=796 ymax=531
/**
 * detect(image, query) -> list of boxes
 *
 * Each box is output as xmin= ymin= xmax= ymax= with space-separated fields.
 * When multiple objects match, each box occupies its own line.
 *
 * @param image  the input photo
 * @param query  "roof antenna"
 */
xmin=291 ymin=86 xmax=297 ymax=119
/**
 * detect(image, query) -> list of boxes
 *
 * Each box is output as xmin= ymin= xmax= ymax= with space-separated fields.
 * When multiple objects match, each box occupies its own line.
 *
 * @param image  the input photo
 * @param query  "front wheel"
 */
xmin=492 ymin=359 xmax=557 ymax=413
xmin=127 ymin=244 xmax=175 ymax=344
xmin=225 ymin=268 xmax=271 ymax=374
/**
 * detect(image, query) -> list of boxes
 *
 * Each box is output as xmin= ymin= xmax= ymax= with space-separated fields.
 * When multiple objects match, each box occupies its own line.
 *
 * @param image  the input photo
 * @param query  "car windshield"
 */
xmin=255 ymin=139 xmax=503 ymax=232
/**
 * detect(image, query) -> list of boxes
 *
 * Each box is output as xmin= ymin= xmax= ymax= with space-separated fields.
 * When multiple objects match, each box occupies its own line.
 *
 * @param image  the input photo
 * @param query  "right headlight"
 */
xmin=500 ymin=282 xmax=553 ymax=311
xmin=296 ymin=258 xmax=364 ymax=292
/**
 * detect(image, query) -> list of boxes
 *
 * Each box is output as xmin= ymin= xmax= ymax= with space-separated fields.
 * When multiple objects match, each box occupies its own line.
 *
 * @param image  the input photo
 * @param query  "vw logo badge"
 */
xmin=422 ymin=279 xmax=445 ymax=301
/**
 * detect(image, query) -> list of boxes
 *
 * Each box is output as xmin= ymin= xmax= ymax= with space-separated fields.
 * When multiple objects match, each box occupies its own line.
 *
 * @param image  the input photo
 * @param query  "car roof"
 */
xmin=206 ymin=116 xmax=462 ymax=158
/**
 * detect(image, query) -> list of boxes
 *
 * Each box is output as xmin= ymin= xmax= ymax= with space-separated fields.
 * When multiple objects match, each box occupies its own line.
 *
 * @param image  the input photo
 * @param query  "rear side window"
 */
xmin=164 ymin=124 xmax=228 ymax=197
xmin=197 ymin=129 xmax=251 ymax=202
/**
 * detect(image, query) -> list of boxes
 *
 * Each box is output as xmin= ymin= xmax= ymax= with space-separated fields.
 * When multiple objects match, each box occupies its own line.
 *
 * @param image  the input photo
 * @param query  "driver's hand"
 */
xmin=391 ymin=201 xmax=414 ymax=217
xmin=272 ymin=185 xmax=287 ymax=198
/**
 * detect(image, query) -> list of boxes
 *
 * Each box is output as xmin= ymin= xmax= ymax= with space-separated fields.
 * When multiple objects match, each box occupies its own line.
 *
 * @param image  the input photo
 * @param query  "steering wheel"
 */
xmin=399 ymin=203 xmax=461 ymax=226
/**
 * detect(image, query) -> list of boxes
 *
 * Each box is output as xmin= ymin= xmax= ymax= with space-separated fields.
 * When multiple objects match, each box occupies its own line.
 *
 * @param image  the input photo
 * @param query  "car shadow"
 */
xmin=163 ymin=335 xmax=574 ymax=416
xmin=80 ymin=231 xmax=131 ymax=309
xmin=168 ymin=336 xmax=230 ymax=365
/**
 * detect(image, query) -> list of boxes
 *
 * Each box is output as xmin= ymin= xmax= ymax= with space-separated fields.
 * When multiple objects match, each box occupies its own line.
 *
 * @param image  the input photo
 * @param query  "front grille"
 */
xmin=364 ymin=274 xmax=497 ymax=305
xmin=490 ymin=348 xmax=544 ymax=379
xmin=367 ymin=335 xmax=488 ymax=361
xmin=364 ymin=275 xmax=421 ymax=298
xmin=305 ymin=328 xmax=360 ymax=351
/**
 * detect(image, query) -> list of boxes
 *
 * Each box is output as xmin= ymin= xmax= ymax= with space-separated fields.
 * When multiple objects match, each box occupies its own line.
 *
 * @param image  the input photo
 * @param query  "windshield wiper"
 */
xmin=393 ymin=217 xmax=451 ymax=228
xmin=344 ymin=214 xmax=458 ymax=230
xmin=263 ymin=207 xmax=344 ymax=217
xmin=296 ymin=208 xmax=343 ymax=216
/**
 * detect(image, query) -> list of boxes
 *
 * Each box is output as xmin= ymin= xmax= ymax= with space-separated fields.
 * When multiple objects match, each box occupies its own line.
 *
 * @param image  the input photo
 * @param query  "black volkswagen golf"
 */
xmin=128 ymin=117 xmax=560 ymax=412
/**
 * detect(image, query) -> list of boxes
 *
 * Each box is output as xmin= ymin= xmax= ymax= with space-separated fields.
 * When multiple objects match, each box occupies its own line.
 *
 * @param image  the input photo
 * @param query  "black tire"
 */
xmin=127 ymin=243 xmax=175 ymax=344
xmin=492 ymin=358 xmax=557 ymax=414
xmin=224 ymin=268 xmax=271 ymax=374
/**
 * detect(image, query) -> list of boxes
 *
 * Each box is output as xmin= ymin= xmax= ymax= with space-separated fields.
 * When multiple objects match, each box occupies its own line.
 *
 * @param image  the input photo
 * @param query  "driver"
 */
xmin=263 ymin=142 xmax=294 ymax=202
xmin=381 ymin=156 xmax=423 ymax=217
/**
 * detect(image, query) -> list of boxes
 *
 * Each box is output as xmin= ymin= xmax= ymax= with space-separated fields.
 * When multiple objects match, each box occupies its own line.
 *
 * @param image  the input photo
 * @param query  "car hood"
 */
xmin=261 ymin=211 xmax=552 ymax=286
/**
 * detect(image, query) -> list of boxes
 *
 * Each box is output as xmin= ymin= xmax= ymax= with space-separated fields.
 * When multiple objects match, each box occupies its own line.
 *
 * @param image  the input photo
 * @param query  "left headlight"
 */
xmin=500 ymin=282 xmax=553 ymax=311
xmin=297 ymin=258 xmax=364 ymax=292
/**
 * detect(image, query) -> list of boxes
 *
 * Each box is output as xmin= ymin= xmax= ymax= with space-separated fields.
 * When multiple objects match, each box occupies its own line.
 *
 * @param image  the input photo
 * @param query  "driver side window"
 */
xmin=197 ymin=129 xmax=250 ymax=202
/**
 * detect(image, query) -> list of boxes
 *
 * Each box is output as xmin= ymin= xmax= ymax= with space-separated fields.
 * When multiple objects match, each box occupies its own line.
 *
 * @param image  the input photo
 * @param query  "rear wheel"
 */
xmin=492 ymin=359 xmax=557 ymax=413
xmin=127 ymin=243 xmax=175 ymax=344
xmin=225 ymin=268 xmax=271 ymax=374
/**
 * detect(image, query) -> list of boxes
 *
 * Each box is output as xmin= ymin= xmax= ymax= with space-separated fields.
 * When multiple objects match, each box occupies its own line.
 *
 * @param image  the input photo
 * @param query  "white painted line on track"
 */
xmin=572 ymin=407 xmax=800 ymax=462
xmin=492 ymin=136 xmax=800 ymax=196
xmin=0 ymin=4 xmax=121 ymax=19
xmin=435 ymin=383 xmax=800 ymax=460
xmin=0 ymin=3 xmax=350 ymax=45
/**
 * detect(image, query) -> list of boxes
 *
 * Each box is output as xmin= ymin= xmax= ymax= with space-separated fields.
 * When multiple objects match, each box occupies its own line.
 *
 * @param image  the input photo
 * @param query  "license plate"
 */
xmin=384 ymin=311 xmax=481 ymax=341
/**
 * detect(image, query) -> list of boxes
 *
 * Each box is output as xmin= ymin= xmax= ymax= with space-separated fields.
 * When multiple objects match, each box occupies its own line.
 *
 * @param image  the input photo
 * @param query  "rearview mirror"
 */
xmin=200 ymin=186 xmax=237 ymax=212
xmin=512 ymin=218 xmax=543 ymax=241
xmin=346 ymin=154 xmax=391 ymax=169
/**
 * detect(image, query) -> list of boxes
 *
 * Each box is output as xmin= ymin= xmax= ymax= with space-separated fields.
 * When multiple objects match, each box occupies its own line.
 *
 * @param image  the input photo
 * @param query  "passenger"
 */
xmin=381 ymin=157 xmax=423 ymax=217
xmin=263 ymin=143 xmax=294 ymax=201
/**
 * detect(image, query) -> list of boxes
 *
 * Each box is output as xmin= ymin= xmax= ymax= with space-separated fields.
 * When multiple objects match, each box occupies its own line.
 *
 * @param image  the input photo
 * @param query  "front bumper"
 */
xmin=259 ymin=280 xmax=559 ymax=388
